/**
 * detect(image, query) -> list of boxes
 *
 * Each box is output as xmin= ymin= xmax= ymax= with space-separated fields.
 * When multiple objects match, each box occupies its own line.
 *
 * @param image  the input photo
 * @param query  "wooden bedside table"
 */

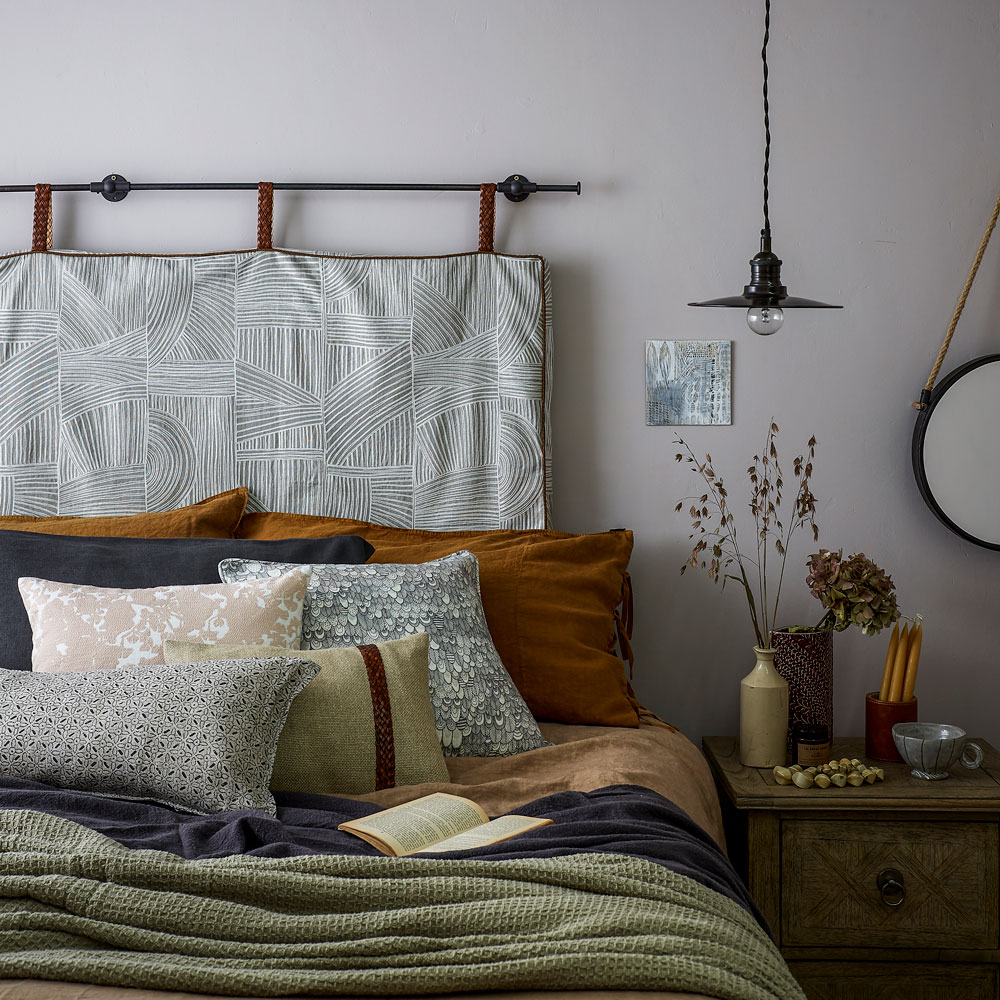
xmin=703 ymin=736 xmax=1000 ymax=1000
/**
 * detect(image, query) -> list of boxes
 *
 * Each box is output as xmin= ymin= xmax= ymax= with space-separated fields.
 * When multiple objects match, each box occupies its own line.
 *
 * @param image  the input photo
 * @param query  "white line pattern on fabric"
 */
xmin=0 ymin=249 xmax=551 ymax=528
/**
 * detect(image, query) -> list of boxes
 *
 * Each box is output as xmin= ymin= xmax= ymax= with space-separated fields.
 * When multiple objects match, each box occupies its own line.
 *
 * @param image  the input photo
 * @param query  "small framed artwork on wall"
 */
xmin=645 ymin=340 xmax=732 ymax=425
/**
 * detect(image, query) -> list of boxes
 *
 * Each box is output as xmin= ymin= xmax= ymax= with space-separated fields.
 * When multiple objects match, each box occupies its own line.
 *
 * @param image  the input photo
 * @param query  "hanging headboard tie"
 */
xmin=31 ymin=184 xmax=53 ymax=251
xmin=478 ymin=183 xmax=496 ymax=252
xmin=257 ymin=182 xmax=274 ymax=250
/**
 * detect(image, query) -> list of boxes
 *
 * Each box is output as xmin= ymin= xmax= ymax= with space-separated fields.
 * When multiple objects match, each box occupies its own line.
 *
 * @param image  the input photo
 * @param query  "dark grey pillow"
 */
xmin=0 ymin=530 xmax=373 ymax=672
xmin=0 ymin=657 xmax=320 ymax=815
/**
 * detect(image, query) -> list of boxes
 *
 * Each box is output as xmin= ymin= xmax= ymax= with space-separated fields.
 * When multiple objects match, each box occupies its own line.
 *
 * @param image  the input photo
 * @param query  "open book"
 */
xmin=338 ymin=792 xmax=553 ymax=857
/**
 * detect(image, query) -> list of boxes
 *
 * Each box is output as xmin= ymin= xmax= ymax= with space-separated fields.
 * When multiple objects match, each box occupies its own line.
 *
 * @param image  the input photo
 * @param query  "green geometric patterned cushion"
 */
xmin=0 ymin=657 xmax=318 ymax=815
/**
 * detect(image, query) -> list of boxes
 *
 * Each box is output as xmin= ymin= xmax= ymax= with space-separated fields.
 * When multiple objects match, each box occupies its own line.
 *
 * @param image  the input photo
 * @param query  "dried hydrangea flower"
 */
xmin=806 ymin=548 xmax=899 ymax=635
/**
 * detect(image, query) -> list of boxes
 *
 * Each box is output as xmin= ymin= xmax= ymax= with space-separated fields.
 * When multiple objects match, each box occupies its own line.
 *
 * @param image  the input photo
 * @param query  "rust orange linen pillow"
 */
xmin=237 ymin=512 xmax=638 ymax=728
xmin=0 ymin=489 xmax=248 ymax=539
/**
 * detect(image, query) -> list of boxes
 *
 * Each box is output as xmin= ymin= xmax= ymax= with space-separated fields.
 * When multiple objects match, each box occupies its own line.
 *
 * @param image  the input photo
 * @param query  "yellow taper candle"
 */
xmin=902 ymin=623 xmax=923 ymax=702
xmin=879 ymin=622 xmax=900 ymax=701
xmin=887 ymin=623 xmax=910 ymax=703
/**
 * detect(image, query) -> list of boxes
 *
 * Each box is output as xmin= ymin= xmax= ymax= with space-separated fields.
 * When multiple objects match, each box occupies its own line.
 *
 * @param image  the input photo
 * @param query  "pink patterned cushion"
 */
xmin=19 ymin=569 xmax=310 ymax=673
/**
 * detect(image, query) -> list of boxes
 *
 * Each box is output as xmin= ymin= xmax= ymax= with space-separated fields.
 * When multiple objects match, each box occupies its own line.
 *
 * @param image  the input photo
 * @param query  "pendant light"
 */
xmin=689 ymin=0 xmax=841 ymax=334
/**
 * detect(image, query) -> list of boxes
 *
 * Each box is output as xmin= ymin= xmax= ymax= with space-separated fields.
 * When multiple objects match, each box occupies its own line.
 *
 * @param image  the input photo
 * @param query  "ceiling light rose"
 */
xmin=689 ymin=0 xmax=841 ymax=333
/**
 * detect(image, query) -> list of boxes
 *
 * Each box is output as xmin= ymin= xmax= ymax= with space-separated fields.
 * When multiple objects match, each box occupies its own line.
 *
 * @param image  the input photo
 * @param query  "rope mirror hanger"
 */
xmin=911 ymin=187 xmax=1000 ymax=551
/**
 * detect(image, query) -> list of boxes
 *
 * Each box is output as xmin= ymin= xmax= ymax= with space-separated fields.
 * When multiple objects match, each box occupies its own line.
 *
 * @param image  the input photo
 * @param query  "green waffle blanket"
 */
xmin=0 ymin=809 xmax=804 ymax=999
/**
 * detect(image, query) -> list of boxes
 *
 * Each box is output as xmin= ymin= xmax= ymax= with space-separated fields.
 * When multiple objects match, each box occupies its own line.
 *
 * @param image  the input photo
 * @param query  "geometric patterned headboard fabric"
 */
xmin=0 ymin=249 xmax=552 ymax=529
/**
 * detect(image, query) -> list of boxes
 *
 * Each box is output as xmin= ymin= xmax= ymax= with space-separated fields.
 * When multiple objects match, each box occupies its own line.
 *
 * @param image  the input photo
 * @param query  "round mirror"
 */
xmin=912 ymin=354 xmax=1000 ymax=550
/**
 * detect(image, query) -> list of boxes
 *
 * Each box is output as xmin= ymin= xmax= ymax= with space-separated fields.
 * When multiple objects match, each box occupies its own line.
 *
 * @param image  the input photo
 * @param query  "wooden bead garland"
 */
xmin=773 ymin=757 xmax=885 ymax=789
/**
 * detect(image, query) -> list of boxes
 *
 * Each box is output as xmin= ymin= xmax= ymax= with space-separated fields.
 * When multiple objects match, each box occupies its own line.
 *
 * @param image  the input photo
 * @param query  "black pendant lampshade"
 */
xmin=689 ymin=0 xmax=841 ymax=334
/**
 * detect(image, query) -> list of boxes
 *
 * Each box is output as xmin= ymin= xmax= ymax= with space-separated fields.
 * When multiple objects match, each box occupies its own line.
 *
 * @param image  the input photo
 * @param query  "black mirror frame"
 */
xmin=911 ymin=353 xmax=1000 ymax=551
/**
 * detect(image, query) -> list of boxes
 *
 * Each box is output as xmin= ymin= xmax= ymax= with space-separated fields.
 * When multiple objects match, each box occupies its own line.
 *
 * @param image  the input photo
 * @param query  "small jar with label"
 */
xmin=793 ymin=723 xmax=831 ymax=766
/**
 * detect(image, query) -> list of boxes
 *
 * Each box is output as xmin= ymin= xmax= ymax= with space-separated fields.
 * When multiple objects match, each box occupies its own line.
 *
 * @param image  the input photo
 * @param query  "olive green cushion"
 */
xmin=163 ymin=633 xmax=448 ymax=795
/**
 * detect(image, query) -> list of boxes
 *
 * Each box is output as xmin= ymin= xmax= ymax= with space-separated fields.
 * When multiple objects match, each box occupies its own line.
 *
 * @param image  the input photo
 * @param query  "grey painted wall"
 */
xmin=1 ymin=0 xmax=998 ymax=744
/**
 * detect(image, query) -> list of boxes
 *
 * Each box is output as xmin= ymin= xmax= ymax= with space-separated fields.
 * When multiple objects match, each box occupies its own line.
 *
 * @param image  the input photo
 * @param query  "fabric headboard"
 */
xmin=0 ymin=248 xmax=552 ymax=529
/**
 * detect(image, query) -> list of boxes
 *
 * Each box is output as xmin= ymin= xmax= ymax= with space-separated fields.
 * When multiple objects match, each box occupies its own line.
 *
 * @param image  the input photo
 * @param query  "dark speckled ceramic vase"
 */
xmin=771 ymin=627 xmax=834 ymax=757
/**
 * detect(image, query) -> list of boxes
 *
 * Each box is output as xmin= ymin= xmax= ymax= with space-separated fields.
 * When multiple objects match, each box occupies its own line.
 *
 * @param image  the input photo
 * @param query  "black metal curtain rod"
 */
xmin=0 ymin=173 xmax=580 ymax=203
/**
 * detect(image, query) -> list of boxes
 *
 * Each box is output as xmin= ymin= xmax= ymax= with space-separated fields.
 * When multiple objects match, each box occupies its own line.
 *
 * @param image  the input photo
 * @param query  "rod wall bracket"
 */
xmin=91 ymin=174 xmax=130 ymax=202
xmin=500 ymin=174 xmax=535 ymax=202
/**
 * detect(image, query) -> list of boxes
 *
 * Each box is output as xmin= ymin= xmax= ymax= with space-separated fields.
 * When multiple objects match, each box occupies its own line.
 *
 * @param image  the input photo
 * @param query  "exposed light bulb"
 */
xmin=746 ymin=305 xmax=784 ymax=335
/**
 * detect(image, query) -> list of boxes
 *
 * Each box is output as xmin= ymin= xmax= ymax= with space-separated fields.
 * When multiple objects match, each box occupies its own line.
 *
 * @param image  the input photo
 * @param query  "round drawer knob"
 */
xmin=877 ymin=867 xmax=905 ymax=907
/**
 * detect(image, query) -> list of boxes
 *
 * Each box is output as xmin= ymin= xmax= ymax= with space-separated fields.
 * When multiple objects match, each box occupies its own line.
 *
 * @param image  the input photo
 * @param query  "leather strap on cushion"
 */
xmin=614 ymin=570 xmax=675 ymax=731
xmin=478 ymin=183 xmax=496 ymax=252
xmin=614 ymin=571 xmax=634 ymax=677
xmin=32 ymin=184 xmax=52 ymax=251
xmin=358 ymin=643 xmax=396 ymax=790
xmin=257 ymin=182 xmax=274 ymax=250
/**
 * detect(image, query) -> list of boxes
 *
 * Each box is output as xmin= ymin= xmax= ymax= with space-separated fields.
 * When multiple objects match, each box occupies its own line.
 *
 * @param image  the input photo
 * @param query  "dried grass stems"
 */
xmin=674 ymin=421 xmax=819 ymax=649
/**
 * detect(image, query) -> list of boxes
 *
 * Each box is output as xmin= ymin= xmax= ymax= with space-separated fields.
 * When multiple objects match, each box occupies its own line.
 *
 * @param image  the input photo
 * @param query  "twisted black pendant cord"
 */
xmin=761 ymin=0 xmax=771 ymax=236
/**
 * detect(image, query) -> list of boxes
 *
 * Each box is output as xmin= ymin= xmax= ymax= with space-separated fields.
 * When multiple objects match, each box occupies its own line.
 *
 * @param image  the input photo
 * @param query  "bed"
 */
xmin=0 ymin=722 xmax=795 ymax=999
xmin=0 ymin=239 xmax=803 ymax=999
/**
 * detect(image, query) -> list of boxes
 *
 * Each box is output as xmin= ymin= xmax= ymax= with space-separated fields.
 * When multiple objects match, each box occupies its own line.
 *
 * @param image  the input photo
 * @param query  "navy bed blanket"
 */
xmin=0 ymin=779 xmax=766 ymax=932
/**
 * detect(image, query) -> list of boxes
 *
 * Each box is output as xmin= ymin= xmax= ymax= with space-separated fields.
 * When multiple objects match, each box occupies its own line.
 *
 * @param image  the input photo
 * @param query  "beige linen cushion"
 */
xmin=19 ymin=568 xmax=310 ymax=673
xmin=163 ymin=633 xmax=449 ymax=795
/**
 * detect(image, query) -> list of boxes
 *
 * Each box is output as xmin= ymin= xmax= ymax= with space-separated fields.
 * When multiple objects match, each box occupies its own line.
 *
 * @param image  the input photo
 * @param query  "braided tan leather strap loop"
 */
xmin=32 ymin=184 xmax=52 ymax=251
xmin=478 ymin=183 xmax=496 ymax=252
xmin=257 ymin=182 xmax=273 ymax=250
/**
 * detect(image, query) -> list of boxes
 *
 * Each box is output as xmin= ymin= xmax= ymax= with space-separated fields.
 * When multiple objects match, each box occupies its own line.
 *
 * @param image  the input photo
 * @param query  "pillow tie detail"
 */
xmin=614 ymin=571 xmax=634 ymax=677
xmin=358 ymin=643 xmax=396 ymax=790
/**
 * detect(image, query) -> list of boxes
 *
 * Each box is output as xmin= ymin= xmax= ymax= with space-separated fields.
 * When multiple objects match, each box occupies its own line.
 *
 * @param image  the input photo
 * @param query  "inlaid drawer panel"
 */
xmin=781 ymin=819 xmax=998 ymax=949
xmin=789 ymin=961 xmax=998 ymax=1000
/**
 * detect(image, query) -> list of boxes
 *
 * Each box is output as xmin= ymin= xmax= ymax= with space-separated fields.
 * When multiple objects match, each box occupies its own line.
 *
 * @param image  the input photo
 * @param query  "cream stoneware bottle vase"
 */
xmin=740 ymin=646 xmax=789 ymax=766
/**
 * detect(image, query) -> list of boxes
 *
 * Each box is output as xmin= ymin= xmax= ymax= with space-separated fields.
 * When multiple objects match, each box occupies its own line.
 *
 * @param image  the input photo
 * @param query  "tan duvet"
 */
xmin=0 ymin=722 xmax=725 ymax=1000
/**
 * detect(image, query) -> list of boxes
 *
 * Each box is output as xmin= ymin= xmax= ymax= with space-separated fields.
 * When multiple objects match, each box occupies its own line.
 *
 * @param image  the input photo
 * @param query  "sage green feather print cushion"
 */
xmin=219 ymin=552 xmax=547 ymax=757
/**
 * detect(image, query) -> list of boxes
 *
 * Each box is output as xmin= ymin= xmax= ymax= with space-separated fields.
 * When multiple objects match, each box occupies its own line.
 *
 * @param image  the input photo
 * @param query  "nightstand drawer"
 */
xmin=789 ymin=961 xmax=998 ymax=1000
xmin=781 ymin=819 xmax=999 ymax=949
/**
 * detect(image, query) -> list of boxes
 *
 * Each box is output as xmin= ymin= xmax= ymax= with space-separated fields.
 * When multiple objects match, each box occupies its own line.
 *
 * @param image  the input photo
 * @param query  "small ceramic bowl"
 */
xmin=892 ymin=722 xmax=984 ymax=780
